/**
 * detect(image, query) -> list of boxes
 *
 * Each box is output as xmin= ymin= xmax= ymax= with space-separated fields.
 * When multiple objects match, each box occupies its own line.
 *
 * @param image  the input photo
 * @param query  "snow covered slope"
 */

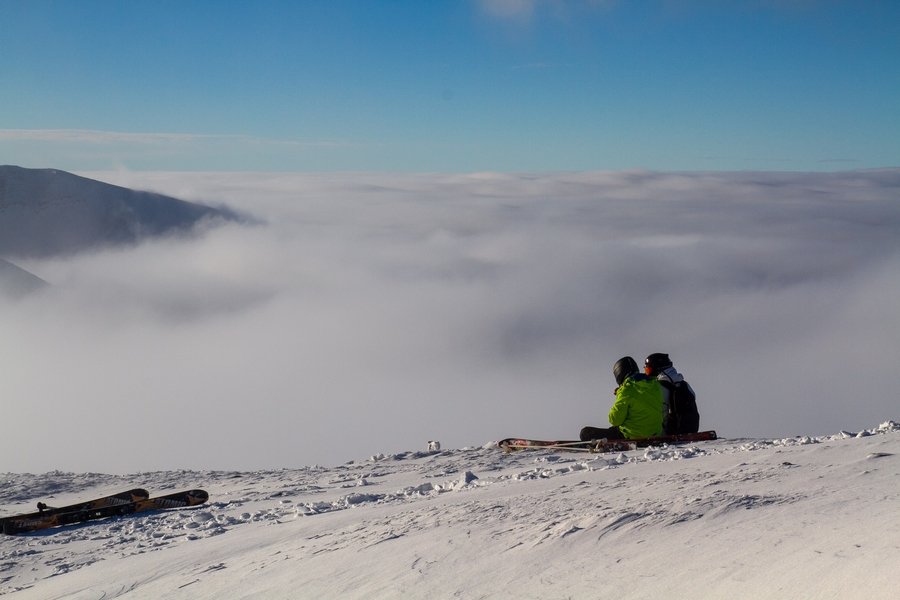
xmin=1 ymin=423 xmax=897 ymax=599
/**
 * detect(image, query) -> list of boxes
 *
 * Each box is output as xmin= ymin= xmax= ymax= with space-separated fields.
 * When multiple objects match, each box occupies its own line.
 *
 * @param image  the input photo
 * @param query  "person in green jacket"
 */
xmin=580 ymin=356 xmax=665 ymax=441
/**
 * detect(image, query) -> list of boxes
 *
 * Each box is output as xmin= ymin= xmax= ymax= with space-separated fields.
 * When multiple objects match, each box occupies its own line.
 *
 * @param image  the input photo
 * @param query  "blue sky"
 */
xmin=1 ymin=0 xmax=898 ymax=172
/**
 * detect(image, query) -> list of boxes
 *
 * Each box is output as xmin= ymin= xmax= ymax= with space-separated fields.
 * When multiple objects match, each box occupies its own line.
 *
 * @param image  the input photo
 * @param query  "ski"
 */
xmin=499 ymin=438 xmax=637 ymax=453
xmin=499 ymin=430 xmax=718 ymax=453
xmin=631 ymin=430 xmax=718 ymax=446
xmin=1 ymin=488 xmax=149 ymax=535
xmin=1 ymin=489 xmax=208 ymax=535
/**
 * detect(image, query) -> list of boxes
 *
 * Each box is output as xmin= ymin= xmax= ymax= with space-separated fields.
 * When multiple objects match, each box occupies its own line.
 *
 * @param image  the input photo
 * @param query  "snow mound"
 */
xmin=1 ymin=423 xmax=898 ymax=599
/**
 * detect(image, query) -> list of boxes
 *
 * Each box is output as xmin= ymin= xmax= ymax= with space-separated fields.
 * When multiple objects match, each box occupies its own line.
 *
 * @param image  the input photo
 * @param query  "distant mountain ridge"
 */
xmin=0 ymin=165 xmax=241 ymax=259
xmin=0 ymin=257 xmax=48 ymax=300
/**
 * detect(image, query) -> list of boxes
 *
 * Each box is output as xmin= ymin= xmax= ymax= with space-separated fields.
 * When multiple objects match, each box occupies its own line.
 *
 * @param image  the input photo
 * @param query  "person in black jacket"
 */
xmin=644 ymin=353 xmax=700 ymax=435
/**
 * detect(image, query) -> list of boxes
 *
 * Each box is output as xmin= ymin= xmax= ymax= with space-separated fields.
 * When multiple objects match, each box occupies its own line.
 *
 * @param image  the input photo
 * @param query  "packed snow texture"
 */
xmin=1 ymin=423 xmax=898 ymax=599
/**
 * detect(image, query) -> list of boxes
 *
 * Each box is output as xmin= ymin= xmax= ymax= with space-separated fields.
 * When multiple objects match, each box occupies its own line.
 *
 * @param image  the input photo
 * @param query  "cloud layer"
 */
xmin=2 ymin=169 xmax=898 ymax=472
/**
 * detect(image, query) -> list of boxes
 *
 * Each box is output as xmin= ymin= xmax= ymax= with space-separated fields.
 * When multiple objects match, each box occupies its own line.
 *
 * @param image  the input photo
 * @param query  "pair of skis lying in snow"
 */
xmin=0 ymin=488 xmax=208 ymax=535
xmin=498 ymin=430 xmax=718 ymax=453
xmin=2 ymin=433 xmax=717 ymax=533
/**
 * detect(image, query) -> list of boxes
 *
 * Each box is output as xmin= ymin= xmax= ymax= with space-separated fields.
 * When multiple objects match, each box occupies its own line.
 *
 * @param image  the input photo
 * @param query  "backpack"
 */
xmin=663 ymin=380 xmax=699 ymax=435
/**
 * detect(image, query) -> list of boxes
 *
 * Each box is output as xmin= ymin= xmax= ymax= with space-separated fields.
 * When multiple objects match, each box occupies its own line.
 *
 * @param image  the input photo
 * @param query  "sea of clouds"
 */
xmin=2 ymin=169 xmax=898 ymax=473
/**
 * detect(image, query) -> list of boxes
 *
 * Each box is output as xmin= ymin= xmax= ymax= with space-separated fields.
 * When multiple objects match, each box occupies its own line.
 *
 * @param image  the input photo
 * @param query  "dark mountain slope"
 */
xmin=0 ymin=166 xmax=241 ymax=258
xmin=0 ymin=258 xmax=48 ymax=300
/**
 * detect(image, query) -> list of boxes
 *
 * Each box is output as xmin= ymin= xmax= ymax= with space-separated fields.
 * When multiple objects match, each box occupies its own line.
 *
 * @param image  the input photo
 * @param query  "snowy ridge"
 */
xmin=1 ymin=422 xmax=898 ymax=599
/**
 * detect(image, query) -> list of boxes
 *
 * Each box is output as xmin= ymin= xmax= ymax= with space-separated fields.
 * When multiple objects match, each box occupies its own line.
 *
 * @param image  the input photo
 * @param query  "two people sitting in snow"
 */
xmin=580 ymin=353 xmax=699 ymax=442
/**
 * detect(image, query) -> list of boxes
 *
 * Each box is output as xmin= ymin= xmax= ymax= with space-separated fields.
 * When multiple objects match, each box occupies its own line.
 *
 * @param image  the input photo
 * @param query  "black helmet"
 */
xmin=644 ymin=353 xmax=672 ymax=375
xmin=613 ymin=356 xmax=639 ymax=385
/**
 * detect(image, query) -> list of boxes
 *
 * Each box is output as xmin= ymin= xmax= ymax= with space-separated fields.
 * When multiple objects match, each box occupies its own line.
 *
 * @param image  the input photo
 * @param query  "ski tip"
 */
xmin=186 ymin=490 xmax=209 ymax=504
